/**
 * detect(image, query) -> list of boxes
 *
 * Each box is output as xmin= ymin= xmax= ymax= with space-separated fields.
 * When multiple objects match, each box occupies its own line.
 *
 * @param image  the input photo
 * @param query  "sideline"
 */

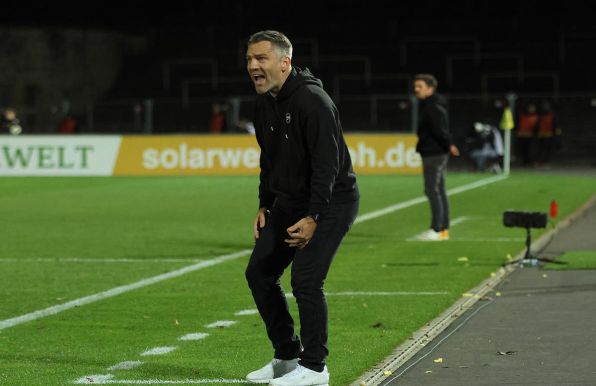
xmin=352 ymin=194 xmax=596 ymax=386
xmin=0 ymin=175 xmax=508 ymax=331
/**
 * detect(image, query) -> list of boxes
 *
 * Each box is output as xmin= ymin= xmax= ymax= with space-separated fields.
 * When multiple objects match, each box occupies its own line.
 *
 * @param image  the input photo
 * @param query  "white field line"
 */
xmin=107 ymin=361 xmax=143 ymax=371
xmin=75 ymin=375 xmax=115 ymax=384
xmin=0 ymin=258 xmax=204 ymax=263
xmin=205 ymin=320 xmax=237 ymax=328
xmin=450 ymin=216 xmax=471 ymax=226
xmin=74 ymin=375 xmax=246 ymax=384
xmin=140 ymin=346 xmax=177 ymax=356
xmin=327 ymin=291 xmax=449 ymax=296
xmin=407 ymin=216 xmax=471 ymax=241
xmin=234 ymin=309 xmax=259 ymax=316
xmin=2 ymin=175 xmax=507 ymax=332
xmin=446 ymin=237 xmax=525 ymax=242
xmin=285 ymin=291 xmax=449 ymax=298
xmin=354 ymin=174 xmax=507 ymax=224
xmin=178 ymin=333 xmax=209 ymax=341
xmin=0 ymin=249 xmax=251 ymax=331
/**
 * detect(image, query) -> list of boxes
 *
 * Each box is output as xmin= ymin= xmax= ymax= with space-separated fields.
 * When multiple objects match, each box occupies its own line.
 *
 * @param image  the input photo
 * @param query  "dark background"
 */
xmin=3 ymin=1 xmax=593 ymax=37
xmin=1 ymin=1 xmax=595 ymax=162
xmin=1 ymin=1 xmax=592 ymax=34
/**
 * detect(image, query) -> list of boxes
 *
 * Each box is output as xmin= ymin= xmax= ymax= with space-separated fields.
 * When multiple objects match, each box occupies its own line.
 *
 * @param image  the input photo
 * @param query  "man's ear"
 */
xmin=281 ymin=56 xmax=291 ymax=72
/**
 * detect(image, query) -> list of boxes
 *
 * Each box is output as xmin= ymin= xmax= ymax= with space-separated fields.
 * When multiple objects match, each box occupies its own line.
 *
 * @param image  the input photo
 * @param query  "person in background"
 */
xmin=536 ymin=100 xmax=561 ymax=167
xmin=467 ymin=121 xmax=503 ymax=173
xmin=516 ymin=103 xmax=538 ymax=166
xmin=209 ymin=103 xmax=227 ymax=133
xmin=1 ymin=108 xmax=23 ymax=135
xmin=57 ymin=114 xmax=77 ymax=134
xmin=413 ymin=74 xmax=459 ymax=241
xmin=237 ymin=118 xmax=256 ymax=135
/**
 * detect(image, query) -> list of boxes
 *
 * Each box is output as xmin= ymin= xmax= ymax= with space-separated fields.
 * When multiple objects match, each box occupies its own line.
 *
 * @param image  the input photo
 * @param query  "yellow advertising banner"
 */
xmin=113 ymin=134 xmax=421 ymax=176
xmin=345 ymin=134 xmax=421 ymax=174
xmin=114 ymin=135 xmax=261 ymax=175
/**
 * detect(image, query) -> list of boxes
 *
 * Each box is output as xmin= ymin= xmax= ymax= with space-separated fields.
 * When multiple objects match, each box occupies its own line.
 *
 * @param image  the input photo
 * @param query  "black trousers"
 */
xmin=245 ymin=199 xmax=359 ymax=372
xmin=422 ymin=154 xmax=450 ymax=232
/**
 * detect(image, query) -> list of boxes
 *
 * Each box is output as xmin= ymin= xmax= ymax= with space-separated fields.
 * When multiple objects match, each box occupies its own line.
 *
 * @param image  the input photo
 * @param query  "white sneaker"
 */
xmin=269 ymin=364 xmax=329 ymax=386
xmin=416 ymin=229 xmax=445 ymax=241
xmin=246 ymin=358 xmax=299 ymax=383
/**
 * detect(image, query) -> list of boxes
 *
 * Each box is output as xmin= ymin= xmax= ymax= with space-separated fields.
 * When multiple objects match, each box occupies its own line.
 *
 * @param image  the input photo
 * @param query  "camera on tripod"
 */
xmin=502 ymin=210 xmax=555 ymax=266
xmin=503 ymin=211 xmax=547 ymax=229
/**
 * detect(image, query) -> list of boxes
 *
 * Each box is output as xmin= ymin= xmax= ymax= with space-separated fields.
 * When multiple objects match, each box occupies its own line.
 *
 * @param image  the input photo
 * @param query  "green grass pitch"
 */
xmin=0 ymin=172 xmax=594 ymax=385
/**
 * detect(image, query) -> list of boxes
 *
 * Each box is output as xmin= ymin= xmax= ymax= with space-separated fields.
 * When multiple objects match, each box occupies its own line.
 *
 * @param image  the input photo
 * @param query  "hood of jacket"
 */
xmin=420 ymin=93 xmax=448 ymax=110
xmin=275 ymin=66 xmax=323 ymax=101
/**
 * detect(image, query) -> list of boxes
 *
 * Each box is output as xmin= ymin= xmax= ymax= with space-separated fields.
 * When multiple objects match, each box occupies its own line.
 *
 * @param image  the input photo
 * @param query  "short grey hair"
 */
xmin=247 ymin=30 xmax=293 ymax=58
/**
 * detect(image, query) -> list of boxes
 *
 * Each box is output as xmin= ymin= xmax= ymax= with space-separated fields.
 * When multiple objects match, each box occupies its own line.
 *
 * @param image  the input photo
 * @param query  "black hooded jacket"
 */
xmin=253 ymin=67 xmax=359 ymax=218
xmin=415 ymin=93 xmax=453 ymax=156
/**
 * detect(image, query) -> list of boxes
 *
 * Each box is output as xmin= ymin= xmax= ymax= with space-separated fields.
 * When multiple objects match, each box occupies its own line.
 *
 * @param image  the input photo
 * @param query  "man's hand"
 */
xmin=253 ymin=208 xmax=269 ymax=240
xmin=450 ymin=144 xmax=460 ymax=157
xmin=285 ymin=217 xmax=318 ymax=249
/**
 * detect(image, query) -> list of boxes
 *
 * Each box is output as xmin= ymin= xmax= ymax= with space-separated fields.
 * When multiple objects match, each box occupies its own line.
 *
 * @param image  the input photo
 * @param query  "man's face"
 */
xmin=414 ymin=80 xmax=434 ymax=100
xmin=246 ymin=41 xmax=290 ymax=96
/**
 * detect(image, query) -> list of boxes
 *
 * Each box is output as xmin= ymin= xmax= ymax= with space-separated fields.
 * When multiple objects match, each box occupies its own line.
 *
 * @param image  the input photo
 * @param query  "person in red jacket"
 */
xmin=57 ymin=115 xmax=77 ymax=134
xmin=516 ymin=103 xmax=538 ymax=166
xmin=208 ymin=103 xmax=226 ymax=133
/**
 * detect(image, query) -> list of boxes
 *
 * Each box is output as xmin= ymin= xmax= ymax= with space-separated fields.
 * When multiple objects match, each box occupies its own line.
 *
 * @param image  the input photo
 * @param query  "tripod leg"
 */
xmin=525 ymin=227 xmax=532 ymax=260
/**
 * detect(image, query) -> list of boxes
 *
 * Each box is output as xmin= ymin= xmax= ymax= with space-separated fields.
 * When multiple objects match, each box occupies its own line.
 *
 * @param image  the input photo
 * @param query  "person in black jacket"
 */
xmin=1 ymin=108 xmax=22 ymax=135
xmin=244 ymin=30 xmax=359 ymax=386
xmin=414 ymin=74 xmax=459 ymax=241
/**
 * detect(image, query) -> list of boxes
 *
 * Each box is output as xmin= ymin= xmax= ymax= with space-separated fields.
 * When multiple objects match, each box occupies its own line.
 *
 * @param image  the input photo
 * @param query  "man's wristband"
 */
xmin=305 ymin=213 xmax=320 ymax=223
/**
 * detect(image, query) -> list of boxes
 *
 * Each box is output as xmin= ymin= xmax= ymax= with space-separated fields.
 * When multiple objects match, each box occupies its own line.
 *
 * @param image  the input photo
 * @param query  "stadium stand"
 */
xmin=2 ymin=2 xmax=595 ymax=160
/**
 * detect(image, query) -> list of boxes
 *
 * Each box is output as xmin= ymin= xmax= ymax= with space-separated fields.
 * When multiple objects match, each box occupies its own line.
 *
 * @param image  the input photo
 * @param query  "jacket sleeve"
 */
xmin=258 ymin=152 xmax=275 ymax=209
xmin=254 ymin=103 xmax=275 ymax=210
xmin=304 ymin=92 xmax=340 ymax=217
xmin=429 ymin=105 xmax=452 ymax=152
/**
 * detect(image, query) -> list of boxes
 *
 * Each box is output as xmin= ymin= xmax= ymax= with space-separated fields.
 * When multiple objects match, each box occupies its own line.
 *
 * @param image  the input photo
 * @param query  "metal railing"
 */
xmin=10 ymin=92 xmax=596 ymax=161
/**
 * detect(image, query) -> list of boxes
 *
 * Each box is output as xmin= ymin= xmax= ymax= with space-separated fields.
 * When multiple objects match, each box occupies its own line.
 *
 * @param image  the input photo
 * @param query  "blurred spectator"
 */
xmin=1 ymin=108 xmax=23 ymax=135
xmin=466 ymin=121 xmax=503 ymax=173
xmin=536 ymin=100 xmax=561 ymax=167
xmin=209 ymin=103 xmax=227 ymax=133
xmin=57 ymin=114 xmax=77 ymax=134
xmin=237 ymin=118 xmax=255 ymax=135
xmin=515 ymin=102 xmax=538 ymax=166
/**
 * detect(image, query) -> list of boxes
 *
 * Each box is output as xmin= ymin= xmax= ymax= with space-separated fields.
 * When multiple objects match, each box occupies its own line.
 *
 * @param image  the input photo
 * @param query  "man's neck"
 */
xmin=268 ymin=66 xmax=293 ymax=98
